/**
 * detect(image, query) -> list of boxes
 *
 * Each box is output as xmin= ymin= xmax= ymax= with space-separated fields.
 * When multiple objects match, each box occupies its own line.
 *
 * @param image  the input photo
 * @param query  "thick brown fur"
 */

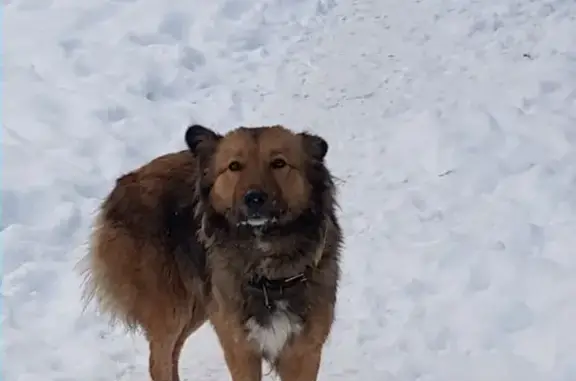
xmin=79 ymin=124 xmax=343 ymax=381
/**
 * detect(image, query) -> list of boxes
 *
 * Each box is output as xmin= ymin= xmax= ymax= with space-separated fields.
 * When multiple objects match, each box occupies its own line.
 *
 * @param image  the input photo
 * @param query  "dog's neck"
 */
xmin=243 ymin=221 xmax=328 ymax=311
xmin=199 ymin=207 xmax=330 ymax=281
xmin=251 ymin=217 xmax=327 ymax=274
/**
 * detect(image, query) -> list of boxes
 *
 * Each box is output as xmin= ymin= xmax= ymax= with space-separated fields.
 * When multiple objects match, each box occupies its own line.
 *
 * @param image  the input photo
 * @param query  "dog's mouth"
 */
xmin=233 ymin=205 xmax=289 ymax=231
xmin=237 ymin=215 xmax=279 ymax=228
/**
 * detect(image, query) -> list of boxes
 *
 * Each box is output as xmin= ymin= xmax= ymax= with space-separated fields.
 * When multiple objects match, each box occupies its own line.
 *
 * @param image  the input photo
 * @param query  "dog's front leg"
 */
xmin=276 ymin=306 xmax=334 ymax=381
xmin=210 ymin=312 xmax=262 ymax=381
xmin=276 ymin=341 xmax=323 ymax=381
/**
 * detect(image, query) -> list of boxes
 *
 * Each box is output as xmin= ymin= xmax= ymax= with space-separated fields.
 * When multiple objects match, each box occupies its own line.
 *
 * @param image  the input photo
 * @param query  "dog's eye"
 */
xmin=270 ymin=158 xmax=287 ymax=169
xmin=228 ymin=161 xmax=242 ymax=171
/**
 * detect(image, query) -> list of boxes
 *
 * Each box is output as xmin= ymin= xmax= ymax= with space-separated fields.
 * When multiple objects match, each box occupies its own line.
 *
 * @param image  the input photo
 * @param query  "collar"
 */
xmin=246 ymin=272 xmax=309 ymax=310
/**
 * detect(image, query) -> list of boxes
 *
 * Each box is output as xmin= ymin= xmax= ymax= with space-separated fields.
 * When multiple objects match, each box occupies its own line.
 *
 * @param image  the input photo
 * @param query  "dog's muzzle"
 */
xmin=237 ymin=189 xmax=279 ymax=228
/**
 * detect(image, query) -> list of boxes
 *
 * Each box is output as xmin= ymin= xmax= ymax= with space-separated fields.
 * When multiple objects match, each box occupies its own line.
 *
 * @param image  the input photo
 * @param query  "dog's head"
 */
xmin=186 ymin=124 xmax=333 ymax=239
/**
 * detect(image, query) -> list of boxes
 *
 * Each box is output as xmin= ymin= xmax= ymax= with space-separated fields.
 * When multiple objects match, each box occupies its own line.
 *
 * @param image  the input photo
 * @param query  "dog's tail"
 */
xmin=75 ymin=212 xmax=140 ymax=333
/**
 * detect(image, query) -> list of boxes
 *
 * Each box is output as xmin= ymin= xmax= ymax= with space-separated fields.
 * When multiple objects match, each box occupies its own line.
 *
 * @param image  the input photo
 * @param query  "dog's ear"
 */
xmin=185 ymin=124 xmax=222 ymax=157
xmin=300 ymin=132 xmax=328 ymax=161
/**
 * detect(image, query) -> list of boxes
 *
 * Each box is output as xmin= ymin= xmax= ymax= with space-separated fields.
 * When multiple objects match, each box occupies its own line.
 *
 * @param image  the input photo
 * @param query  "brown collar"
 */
xmin=246 ymin=272 xmax=309 ymax=310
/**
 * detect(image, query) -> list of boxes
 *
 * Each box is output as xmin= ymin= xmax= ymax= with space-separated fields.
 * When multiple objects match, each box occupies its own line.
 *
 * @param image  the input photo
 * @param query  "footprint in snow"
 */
xmin=179 ymin=46 xmax=207 ymax=72
xmin=157 ymin=12 xmax=192 ymax=42
xmin=219 ymin=0 xmax=253 ymax=21
xmin=94 ymin=105 xmax=129 ymax=124
xmin=499 ymin=301 xmax=533 ymax=333
xmin=59 ymin=38 xmax=82 ymax=57
xmin=130 ymin=12 xmax=193 ymax=46
xmin=231 ymin=32 xmax=267 ymax=52
xmin=72 ymin=3 xmax=119 ymax=31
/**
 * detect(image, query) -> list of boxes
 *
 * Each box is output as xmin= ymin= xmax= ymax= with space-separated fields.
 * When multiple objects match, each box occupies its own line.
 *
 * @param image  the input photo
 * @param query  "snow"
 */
xmin=3 ymin=0 xmax=576 ymax=380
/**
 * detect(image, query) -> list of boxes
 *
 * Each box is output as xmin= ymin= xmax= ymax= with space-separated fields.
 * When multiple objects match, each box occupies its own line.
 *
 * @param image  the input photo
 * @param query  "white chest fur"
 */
xmin=245 ymin=301 xmax=302 ymax=361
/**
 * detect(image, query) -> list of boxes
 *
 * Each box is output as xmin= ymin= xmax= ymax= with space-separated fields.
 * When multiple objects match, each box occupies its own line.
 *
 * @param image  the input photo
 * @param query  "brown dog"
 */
xmin=80 ymin=124 xmax=343 ymax=381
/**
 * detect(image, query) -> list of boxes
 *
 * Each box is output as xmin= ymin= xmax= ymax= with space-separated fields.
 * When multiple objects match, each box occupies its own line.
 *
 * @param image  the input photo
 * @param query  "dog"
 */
xmin=80 ymin=124 xmax=343 ymax=381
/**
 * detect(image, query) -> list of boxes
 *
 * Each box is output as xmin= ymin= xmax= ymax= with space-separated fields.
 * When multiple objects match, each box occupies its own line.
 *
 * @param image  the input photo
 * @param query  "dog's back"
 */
xmin=80 ymin=150 xmax=208 ymax=332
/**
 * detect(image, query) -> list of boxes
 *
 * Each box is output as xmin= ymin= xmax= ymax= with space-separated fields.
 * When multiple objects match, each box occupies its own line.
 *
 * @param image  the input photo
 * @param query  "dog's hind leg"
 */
xmin=148 ymin=330 xmax=180 ymax=381
xmin=171 ymin=308 xmax=208 ymax=381
xmin=145 ymin=310 xmax=195 ymax=381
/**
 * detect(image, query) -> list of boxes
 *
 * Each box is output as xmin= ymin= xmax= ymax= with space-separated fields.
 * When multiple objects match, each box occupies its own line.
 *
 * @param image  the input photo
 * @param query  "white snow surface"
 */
xmin=3 ymin=0 xmax=576 ymax=380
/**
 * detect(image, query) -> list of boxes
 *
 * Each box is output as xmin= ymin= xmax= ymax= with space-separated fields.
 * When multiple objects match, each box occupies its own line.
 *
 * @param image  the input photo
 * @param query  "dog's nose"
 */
xmin=244 ymin=189 xmax=268 ymax=211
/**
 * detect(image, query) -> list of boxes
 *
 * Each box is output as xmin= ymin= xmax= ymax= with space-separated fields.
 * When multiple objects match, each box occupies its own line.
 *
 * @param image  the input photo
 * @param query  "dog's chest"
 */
xmin=245 ymin=301 xmax=302 ymax=361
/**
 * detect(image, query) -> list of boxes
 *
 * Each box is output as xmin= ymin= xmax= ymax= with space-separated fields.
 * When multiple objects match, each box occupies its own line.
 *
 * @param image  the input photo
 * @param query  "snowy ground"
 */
xmin=3 ymin=0 xmax=576 ymax=380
